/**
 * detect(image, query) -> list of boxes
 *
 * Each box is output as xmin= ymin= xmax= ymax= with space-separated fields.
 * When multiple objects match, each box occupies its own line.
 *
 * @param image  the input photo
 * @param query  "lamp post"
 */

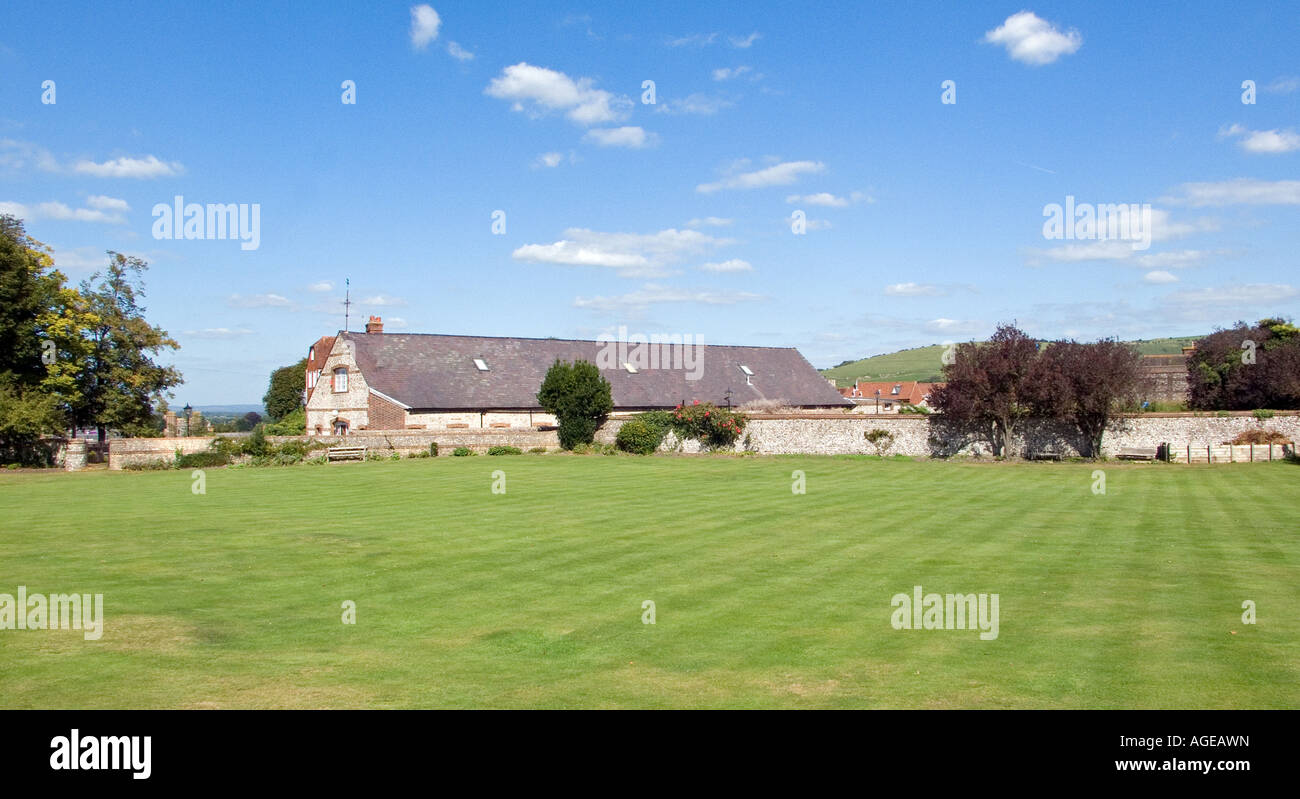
xmin=874 ymin=389 xmax=880 ymax=414
xmin=182 ymin=403 xmax=192 ymax=436
xmin=724 ymin=388 xmax=733 ymax=410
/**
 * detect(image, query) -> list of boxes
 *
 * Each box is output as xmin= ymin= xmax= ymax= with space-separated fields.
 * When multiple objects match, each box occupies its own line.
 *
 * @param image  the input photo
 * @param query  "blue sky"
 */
xmin=2 ymin=1 xmax=1297 ymax=405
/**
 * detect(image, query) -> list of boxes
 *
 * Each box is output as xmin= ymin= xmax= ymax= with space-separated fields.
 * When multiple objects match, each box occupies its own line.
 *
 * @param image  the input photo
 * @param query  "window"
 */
xmin=333 ymin=367 xmax=348 ymax=392
xmin=333 ymin=420 xmax=348 ymax=436
xmin=473 ymin=358 xmax=489 ymax=371
xmin=622 ymin=362 xmax=638 ymax=374
xmin=738 ymin=365 xmax=754 ymax=376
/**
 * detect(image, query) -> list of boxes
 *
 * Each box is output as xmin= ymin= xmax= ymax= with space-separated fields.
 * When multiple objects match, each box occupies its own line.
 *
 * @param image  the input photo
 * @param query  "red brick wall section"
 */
xmin=367 ymin=392 xmax=407 ymax=431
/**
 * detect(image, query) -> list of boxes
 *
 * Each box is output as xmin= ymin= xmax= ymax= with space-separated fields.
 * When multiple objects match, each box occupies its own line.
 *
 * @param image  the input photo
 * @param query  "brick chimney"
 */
xmin=365 ymin=315 xmax=383 ymax=334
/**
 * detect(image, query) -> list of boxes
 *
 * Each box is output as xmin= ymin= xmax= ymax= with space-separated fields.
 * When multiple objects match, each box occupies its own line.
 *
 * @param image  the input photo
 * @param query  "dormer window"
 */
xmin=333 ymin=367 xmax=348 ymax=392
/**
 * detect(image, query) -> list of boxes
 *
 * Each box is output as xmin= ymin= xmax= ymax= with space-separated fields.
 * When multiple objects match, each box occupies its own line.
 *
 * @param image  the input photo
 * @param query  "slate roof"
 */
xmin=337 ymin=332 xmax=851 ymax=410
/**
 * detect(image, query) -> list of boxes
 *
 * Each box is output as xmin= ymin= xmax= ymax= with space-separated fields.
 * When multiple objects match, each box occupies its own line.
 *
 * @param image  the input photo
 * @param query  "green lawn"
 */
xmin=1 ymin=455 xmax=1297 ymax=708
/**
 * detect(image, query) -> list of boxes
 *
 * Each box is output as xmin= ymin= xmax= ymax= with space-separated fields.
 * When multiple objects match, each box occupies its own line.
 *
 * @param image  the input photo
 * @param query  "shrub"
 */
xmin=242 ymin=425 xmax=270 ymax=457
xmin=452 ymin=447 xmax=473 ymax=456
xmin=124 ymin=458 xmax=173 ymax=471
xmin=615 ymin=419 xmax=660 ymax=455
xmin=1253 ymin=409 xmax=1275 ymax=420
xmin=864 ymin=428 xmax=895 ymax=456
xmin=899 ymin=404 xmax=930 ymax=415
xmin=407 ymin=450 xmax=431 ymax=458
xmin=365 ymin=451 xmax=387 ymax=461
xmin=528 ymin=447 xmax=547 ymax=454
xmin=670 ymin=402 xmax=747 ymax=450
xmin=537 ymin=360 xmax=613 ymax=449
xmin=572 ymin=441 xmax=616 ymax=455
xmin=429 ymin=442 xmax=438 ymax=457
xmin=488 ymin=446 xmax=522 ymax=456
xmin=176 ymin=451 xmax=230 ymax=468
xmin=263 ymin=407 xmax=306 ymax=435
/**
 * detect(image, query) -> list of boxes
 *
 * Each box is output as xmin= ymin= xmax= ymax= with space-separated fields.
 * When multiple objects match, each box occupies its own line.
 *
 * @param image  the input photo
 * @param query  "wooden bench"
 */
xmin=327 ymin=446 xmax=367 ymax=462
xmin=1116 ymin=446 xmax=1158 ymax=461
xmin=1027 ymin=448 xmax=1063 ymax=461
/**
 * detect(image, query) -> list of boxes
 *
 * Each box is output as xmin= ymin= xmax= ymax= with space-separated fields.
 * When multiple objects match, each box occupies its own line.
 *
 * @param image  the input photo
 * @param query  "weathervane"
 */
xmin=343 ymin=278 xmax=351 ymax=332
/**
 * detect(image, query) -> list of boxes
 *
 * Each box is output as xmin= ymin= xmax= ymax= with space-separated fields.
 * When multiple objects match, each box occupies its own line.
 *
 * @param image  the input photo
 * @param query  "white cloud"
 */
xmin=534 ymin=151 xmax=566 ymax=168
xmin=1170 ymin=178 xmax=1300 ymax=207
xmin=361 ymin=294 xmax=407 ymax=307
xmin=666 ymin=33 xmax=718 ymax=47
xmin=0 ymin=139 xmax=60 ymax=172
xmin=583 ymin=126 xmax=657 ymax=148
xmin=46 ymin=245 xmax=109 ymax=273
xmin=655 ymin=93 xmax=733 ymax=115
xmin=712 ymin=66 xmax=752 ymax=81
xmin=573 ymin=283 xmax=761 ymax=313
xmin=728 ymin=32 xmax=761 ymax=48
xmin=785 ymin=191 xmax=867 ymax=207
xmin=384 ymin=316 xmax=409 ymax=329
xmin=1135 ymin=249 xmax=1222 ymax=268
xmin=228 ymin=293 xmax=293 ymax=309
xmin=700 ymin=259 xmax=752 ymax=272
xmin=513 ymin=227 xmax=733 ymax=277
xmin=36 ymin=201 xmax=125 ymax=224
xmin=409 ymin=5 xmax=441 ymax=49
xmin=1166 ymin=283 xmax=1297 ymax=307
xmin=984 ymin=11 xmax=1082 ymax=65
xmin=685 ymin=216 xmax=733 ymax=228
xmin=697 ymin=160 xmax=825 ymax=193
xmin=86 ymin=195 xmax=129 ymax=212
xmin=1239 ymin=128 xmax=1300 ymax=154
xmin=926 ymin=318 xmax=984 ymax=335
xmin=73 ymin=154 xmax=182 ymax=178
xmin=184 ymin=327 xmax=255 ymax=339
xmin=1143 ymin=271 xmax=1178 ymax=284
xmin=1264 ymin=76 xmax=1300 ymax=94
xmin=885 ymin=282 xmax=942 ymax=296
xmin=447 ymin=41 xmax=473 ymax=61
xmin=485 ymin=62 xmax=630 ymax=125
xmin=5 ymin=197 xmax=128 ymax=224
xmin=307 ymin=281 xmax=334 ymax=293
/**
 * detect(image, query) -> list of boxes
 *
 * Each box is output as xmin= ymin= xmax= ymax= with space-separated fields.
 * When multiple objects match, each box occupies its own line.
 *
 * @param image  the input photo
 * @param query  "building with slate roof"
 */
xmin=304 ymin=316 xmax=850 ymax=435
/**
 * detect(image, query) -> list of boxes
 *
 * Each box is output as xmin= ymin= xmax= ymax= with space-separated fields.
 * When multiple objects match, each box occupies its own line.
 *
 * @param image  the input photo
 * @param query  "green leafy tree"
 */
xmin=537 ymin=359 xmax=613 ymax=449
xmin=263 ymin=358 xmax=306 ymax=420
xmin=74 ymin=253 xmax=183 ymax=443
xmin=1187 ymin=318 xmax=1300 ymax=410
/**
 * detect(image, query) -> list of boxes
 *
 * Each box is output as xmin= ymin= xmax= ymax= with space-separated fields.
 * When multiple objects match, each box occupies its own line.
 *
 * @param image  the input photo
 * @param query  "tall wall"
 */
xmin=107 ymin=412 xmax=1299 ymax=467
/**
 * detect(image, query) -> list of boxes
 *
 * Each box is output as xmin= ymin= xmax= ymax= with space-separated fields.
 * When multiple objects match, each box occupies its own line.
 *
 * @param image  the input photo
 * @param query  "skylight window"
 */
xmin=473 ymin=358 xmax=489 ymax=371
xmin=738 ymin=365 xmax=754 ymax=376
xmin=622 ymin=363 xmax=638 ymax=374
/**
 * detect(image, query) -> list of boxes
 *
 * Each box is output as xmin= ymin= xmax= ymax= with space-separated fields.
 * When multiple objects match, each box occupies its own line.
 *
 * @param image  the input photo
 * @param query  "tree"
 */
xmin=0 ymin=215 xmax=65 ymax=386
xmin=263 ymin=358 xmax=306 ymax=421
xmin=238 ymin=411 xmax=263 ymax=432
xmin=0 ymin=215 xmax=81 ymax=461
xmin=74 ymin=253 xmax=183 ymax=443
xmin=1027 ymin=339 xmax=1141 ymax=457
xmin=1187 ymin=319 xmax=1300 ymax=410
xmin=537 ymin=359 xmax=613 ymax=449
xmin=927 ymin=324 xmax=1039 ymax=457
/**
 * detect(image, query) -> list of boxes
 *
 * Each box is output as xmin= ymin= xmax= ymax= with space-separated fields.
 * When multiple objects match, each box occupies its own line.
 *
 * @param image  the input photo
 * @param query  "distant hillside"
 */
xmin=192 ymin=404 xmax=266 ymax=416
xmin=821 ymin=336 xmax=1203 ymax=387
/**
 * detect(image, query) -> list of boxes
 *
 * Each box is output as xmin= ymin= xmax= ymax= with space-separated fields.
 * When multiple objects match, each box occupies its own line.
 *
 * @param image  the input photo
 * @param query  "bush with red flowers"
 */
xmin=670 ymin=402 xmax=747 ymax=450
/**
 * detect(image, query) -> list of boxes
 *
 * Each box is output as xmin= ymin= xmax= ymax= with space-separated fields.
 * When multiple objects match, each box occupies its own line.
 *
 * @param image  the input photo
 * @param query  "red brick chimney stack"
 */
xmin=365 ymin=315 xmax=383 ymax=334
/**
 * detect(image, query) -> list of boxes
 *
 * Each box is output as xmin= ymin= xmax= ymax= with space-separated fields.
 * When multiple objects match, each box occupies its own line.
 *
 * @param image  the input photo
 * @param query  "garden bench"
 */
xmin=327 ymin=446 xmax=367 ymax=462
xmin=1116 ymin=447 xmax=1158 ymax=461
